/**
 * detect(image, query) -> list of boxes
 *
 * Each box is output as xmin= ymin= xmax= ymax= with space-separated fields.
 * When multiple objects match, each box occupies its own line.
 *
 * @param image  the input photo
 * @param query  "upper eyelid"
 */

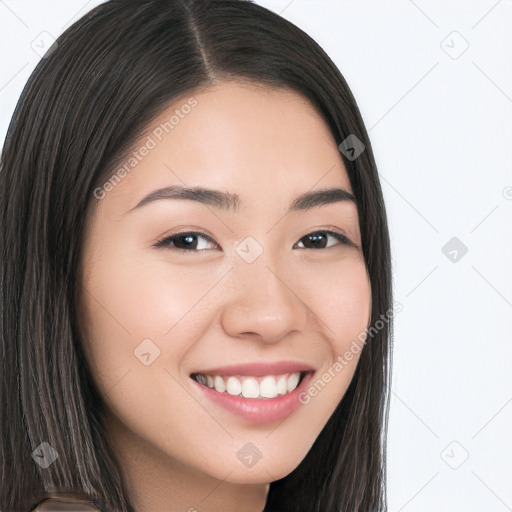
xmin=154 ymin=229 xmax=356 ymax=250
xmin=153 ymin=231 xmax=217 ymax=249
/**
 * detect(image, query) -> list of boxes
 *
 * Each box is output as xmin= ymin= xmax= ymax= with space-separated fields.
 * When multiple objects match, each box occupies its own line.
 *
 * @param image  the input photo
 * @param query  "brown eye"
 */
xmin=295 ymin=230 xmax=352 ymax=250
xmin=154 ymin=232 xmax=219 ymax=252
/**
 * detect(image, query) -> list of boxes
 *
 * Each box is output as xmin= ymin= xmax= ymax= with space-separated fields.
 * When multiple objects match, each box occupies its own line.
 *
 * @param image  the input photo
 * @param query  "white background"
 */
xmin=1 ymin=1 xmax=511 ymax=510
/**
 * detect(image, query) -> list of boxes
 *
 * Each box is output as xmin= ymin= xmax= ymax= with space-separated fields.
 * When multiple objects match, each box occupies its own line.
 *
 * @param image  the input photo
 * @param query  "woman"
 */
xmin=0 ymin=1 xmax=394 ymax=511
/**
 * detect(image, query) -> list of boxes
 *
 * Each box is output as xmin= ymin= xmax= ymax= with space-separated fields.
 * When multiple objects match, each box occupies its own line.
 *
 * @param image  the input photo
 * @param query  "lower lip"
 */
xmin=191 ymin=371 xmax=315 ymax=425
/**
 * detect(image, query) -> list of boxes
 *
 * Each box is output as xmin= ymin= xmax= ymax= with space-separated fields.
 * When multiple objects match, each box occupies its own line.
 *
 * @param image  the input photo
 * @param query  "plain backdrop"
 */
xmin=1 ymin=1 xmax=511 ymax=511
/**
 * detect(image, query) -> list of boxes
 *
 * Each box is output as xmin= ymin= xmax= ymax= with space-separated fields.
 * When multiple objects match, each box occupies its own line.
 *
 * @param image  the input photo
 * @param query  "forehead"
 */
xmin=98 ymin=80 xmax=353 ymax=215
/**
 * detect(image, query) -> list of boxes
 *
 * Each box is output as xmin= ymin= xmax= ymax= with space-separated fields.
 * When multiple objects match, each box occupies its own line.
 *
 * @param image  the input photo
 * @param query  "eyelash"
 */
xmin=153 ymin=230 xmax=355 ymax=252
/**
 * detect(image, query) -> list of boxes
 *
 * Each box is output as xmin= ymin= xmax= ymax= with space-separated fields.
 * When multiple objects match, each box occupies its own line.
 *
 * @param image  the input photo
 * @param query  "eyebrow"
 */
xmin=124 ymin=185 xmax=356 ymax=216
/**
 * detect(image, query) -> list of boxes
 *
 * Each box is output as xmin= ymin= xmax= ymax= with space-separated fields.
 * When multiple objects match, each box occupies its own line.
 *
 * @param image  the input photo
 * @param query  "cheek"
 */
xmin=300 ymin=254 xmax=372 ymax=350
xmin=77 ymin=241 xmax=222 ymax=398
xmin=293 ymin=255 xmax=371 ymax=408
xmin=81 ymin=243 xmax=208 ymax=342
xmin=331 ymin=262 xmax=371 ymax=348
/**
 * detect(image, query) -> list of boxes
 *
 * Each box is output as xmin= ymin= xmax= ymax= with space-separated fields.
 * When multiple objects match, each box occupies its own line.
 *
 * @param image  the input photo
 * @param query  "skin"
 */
xmin=77 ymin=80 xmax=372 ymax=512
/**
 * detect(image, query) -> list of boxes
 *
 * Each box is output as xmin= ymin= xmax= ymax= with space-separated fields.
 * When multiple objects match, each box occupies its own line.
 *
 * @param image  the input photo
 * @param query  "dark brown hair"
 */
xmin=0 ymin=1 xmax=393 ymax=510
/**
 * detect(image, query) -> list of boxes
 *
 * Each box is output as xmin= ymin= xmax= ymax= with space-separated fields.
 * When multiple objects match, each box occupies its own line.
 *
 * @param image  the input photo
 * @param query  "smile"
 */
xmin=191 ymin=371 xmax=306 ymax=399
xmin=190 ymin=362 xmax=316 ymax=424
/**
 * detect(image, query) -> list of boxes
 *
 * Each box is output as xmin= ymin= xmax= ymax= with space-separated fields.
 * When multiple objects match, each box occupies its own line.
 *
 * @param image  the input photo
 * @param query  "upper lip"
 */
xmin=191 ymin=361 xmax=316 ymax=377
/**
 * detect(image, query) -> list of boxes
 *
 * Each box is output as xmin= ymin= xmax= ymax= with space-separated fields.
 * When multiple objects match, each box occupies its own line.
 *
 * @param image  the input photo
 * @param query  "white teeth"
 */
xmin=287 ymin=372 xmax=300 ymax=392
xmin=196 ymin=371 xmax=305 ymax=399
xmin=241 ymin=377 xmax=260 ymax=398
xmin=259 ymin=376 xmax=278 ymax=398
xmin=214 ymin=375 xmax=226 ymax=393
xmin=226 ymin=376 xmax=242 ymax=396
xmin=276 ymin=375 xmax=288 ymax=395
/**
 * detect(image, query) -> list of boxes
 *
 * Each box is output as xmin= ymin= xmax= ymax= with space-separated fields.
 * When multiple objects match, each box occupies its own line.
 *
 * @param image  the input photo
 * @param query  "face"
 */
xmin=77 ymin=80 xmax=371 ymax=490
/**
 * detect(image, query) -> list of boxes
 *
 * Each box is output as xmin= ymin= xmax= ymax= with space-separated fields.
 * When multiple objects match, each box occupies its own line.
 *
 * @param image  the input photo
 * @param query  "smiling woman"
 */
xmin=0 ymin=1 xmax=393 ymax=512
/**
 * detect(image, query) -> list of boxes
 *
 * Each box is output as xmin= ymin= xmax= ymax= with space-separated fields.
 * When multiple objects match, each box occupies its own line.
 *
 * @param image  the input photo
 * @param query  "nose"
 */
xmin=220 ymin=256 xmax=310 ymax=344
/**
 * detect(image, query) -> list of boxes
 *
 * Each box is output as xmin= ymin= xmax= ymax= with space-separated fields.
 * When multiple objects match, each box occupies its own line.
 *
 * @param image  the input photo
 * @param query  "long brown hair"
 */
xmin=0 ymin=1 xmax=393 ymax=510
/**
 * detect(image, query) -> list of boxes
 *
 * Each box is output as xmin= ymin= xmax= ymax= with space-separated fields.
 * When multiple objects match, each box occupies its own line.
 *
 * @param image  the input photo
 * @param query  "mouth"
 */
xmin=189 ymin=363 xmax=316 ymax=424
xmin=190 ymin=370 xmax=312 ymax=400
